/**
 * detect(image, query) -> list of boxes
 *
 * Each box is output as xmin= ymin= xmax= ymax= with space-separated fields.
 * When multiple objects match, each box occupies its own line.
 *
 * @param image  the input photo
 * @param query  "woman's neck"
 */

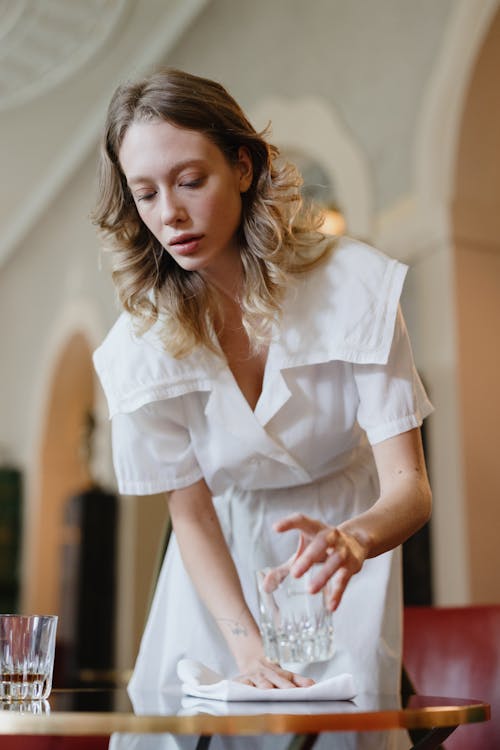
xmin=201 ymin=249 xmax=244 ymax=303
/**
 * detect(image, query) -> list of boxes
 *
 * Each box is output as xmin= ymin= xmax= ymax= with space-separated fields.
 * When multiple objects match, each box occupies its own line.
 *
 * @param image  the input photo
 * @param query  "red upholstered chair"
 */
xmin=0 ymin=738 xmax=109 ymax=749
xmin=403 ymin=605 xmax=500 ymax=749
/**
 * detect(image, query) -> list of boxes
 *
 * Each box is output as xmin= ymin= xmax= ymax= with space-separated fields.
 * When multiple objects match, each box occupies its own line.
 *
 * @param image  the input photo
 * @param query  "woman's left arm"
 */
xmin=274 ymin=427 xmax=432 ymax=610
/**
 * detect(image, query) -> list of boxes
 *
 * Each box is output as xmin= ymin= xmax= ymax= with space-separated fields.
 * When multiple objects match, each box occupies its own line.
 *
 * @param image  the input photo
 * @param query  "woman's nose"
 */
xmin=160 ymin=191 xmax=187 ymax=225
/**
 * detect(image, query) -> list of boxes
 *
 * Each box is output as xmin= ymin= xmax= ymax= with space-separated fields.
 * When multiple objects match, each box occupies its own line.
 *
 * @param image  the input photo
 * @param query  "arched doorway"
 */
xmin=24 ymin=331 xmax=94 ymax=615
xmin=451 ymin=6 xmax=500 ymax=603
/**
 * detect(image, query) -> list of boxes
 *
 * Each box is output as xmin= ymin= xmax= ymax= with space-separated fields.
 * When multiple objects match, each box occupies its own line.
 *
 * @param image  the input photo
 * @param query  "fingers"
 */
xmin=262 ymin=565 xmax=289 ymax=593
xmin=234 ymin=667 xmax=291 ymax=689
xmin=290 ymin=527 xmax=336 ymax=577
xmin=235 ymin=661 xmax=315 ymax=689
xmin=307 ymin=549 xmax=345 ymax=592
xmin=273 ymin=516 xmax=366 ymax=611
xmin=233 ymin=673 xmax=274 ymax=689
xmin=263 ymin=533 xmax=309 ymax=593
xmin=292 ymin=532 xmax=307 ymax=561
xmin=250 ymin=675 xmax=275 ymax=689
xmin=292 ymin=673 xmax=315 ymax=687
xmin=325 ymin=567 xmax=350 ymax=611
xmin=233 ymin=676 xmax=254 ymax=686
xmin=273 ymin=513 xmax=325 ymax=536
xmin=266 ymin=667 xmax=301 ymax=689
xmin=287 ymin=526 xmax=361 ymax=611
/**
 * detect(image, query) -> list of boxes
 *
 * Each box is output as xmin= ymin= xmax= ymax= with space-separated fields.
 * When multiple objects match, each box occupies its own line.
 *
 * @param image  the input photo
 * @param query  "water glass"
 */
xmin=0 ymin=615 xmax=58 ymax=700
xmin=255 ymin=565 xmax=334 ymax=666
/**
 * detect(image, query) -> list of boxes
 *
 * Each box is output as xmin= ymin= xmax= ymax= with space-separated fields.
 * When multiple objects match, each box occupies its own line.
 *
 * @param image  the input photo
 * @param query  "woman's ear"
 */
xmin=236 ymin=146 xmax=253 ymax=193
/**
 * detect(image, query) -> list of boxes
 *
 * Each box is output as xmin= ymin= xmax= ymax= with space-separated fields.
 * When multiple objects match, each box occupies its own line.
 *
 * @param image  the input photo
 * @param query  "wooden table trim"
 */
xmin=0 ymin=699 xmax=490 ymax=736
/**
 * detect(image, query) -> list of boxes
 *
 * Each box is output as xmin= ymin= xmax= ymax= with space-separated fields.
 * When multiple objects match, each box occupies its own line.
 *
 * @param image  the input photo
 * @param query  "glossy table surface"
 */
xmin=0 ymin=687 xmax=490 ymax=736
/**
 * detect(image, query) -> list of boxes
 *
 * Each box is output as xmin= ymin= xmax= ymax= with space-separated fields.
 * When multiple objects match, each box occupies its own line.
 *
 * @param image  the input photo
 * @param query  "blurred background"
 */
xmin=1 ymin=0 xmax=499 ymax=685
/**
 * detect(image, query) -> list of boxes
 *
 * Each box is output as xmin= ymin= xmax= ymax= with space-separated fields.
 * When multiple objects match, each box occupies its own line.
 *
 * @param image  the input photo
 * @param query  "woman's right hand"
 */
xmin=273 ymin=513 xmax=367 ymax=611
xmin=234 ymin=655 xmax=315 ymax=689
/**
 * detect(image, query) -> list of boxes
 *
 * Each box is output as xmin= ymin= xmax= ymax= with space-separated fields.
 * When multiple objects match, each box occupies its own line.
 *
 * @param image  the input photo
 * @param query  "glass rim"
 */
xmin=0 ymin=614 xmax=58 ymax=621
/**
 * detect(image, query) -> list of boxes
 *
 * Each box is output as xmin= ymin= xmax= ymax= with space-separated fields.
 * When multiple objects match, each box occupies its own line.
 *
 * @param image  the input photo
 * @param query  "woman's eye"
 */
xmin=136 ymin=192 xmax=156 ymax=203
xmin=179 ymin=177 xmax=204 ymax=189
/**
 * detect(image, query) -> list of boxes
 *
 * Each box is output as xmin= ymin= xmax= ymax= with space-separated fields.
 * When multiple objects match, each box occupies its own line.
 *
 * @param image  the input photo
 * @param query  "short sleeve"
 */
xmin=353 ymin=307 xmax=434 ymax=445
xmin=111 ymin=397 xmax=203 ymax=495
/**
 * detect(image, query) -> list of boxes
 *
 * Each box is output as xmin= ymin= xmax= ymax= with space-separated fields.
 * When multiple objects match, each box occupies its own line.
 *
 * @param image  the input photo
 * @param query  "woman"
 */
xmin=93 ymin=68 xmax=433 ymax=696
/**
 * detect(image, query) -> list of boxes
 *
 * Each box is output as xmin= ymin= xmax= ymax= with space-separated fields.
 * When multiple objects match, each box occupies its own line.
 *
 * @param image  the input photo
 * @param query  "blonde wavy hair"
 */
xmin=93 ymin=68 xmax=331 ymax=357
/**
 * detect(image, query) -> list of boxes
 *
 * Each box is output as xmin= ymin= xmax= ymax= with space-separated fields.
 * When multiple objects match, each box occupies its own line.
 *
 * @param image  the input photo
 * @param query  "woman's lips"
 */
xmin=169 ymin=235 xmax=203 ymax=255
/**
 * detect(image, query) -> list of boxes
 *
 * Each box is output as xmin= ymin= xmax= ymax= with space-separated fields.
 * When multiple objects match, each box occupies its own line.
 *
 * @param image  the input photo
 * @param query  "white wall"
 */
xmin=0 ymin=150 xmax=116 ymax=472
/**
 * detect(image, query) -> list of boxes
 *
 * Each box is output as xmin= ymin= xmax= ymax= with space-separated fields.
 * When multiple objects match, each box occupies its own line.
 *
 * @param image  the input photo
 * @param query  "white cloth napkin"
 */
xmin=179 ymin=696 xmax=359 ymax=716
xmin=177 ymin=659 xmax=356 ymax=702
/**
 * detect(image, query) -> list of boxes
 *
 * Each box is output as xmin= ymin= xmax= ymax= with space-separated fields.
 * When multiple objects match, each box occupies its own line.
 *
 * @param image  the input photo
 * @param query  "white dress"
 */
xmin=94 ymin=237 xmax=433 ymax=700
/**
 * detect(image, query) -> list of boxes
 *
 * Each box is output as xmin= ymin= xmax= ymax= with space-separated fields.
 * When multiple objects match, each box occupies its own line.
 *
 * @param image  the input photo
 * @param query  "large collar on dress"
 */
xmin=93 ymin=237 xmax=407 ymax=418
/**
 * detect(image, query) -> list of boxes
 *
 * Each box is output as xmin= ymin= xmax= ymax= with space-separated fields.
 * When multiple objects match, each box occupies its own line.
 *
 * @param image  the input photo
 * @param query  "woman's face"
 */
xmin=119 ymin=118 xmax=252 ymax=281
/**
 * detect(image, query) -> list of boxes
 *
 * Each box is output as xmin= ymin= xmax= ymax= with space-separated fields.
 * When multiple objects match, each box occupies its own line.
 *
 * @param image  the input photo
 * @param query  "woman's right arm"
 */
xmin=167 ymin=478 xmax=313 ymax=688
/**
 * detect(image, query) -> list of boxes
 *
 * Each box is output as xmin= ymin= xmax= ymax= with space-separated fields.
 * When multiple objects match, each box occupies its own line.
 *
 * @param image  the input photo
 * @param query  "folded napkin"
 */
xmin=177 ymin=659 xmax=356 ymax=702
xmin=179 ymin=696 xmax=358 ymax=716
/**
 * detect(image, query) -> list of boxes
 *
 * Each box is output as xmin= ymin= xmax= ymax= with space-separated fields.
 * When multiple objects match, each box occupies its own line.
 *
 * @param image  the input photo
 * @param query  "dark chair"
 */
xmin=0 ymin=738 xmax=109 ymax=750
xmin=403 ymin=605 xmax=500 ymax=749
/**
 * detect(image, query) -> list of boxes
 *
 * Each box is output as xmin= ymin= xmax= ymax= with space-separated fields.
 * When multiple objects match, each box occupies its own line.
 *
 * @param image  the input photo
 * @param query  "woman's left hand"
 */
xmin=273 ymin=514 xmax=368 ymax=611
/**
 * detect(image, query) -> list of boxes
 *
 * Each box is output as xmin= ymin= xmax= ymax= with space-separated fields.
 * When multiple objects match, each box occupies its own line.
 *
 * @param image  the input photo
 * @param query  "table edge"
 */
xmin=0 ymin=700 xmax=491 ymax=735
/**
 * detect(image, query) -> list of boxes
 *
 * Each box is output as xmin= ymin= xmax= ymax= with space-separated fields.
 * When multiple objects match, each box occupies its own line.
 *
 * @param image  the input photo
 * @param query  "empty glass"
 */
xmin=0 ymin=615 xmax=58 ymax=700
xmin=255 ymin=565 xmax=334 ymax=665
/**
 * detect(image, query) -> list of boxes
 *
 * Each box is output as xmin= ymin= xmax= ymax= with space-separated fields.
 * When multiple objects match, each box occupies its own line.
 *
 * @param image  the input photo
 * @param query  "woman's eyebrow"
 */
xmin=127 ymin=159 xmax=206 ymax=186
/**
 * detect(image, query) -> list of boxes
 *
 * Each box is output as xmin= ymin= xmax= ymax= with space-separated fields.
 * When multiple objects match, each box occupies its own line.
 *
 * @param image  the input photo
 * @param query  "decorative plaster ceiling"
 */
xmin=0 ymin=0 xmax=209 ymax=270
xmin=0 ymin=0 xmax=129 ymax=110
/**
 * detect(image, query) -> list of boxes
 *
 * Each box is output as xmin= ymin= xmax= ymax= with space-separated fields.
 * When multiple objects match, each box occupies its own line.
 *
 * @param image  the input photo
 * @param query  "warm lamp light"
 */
xmin=320 ymin=205 xmax=346 ymax=236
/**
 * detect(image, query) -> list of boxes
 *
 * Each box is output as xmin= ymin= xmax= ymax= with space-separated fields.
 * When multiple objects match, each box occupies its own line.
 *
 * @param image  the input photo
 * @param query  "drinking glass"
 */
xmin=0 ymin=615 xmax=58 ymax=700
xmin=255 ymin=565 xmax=334 ymax=665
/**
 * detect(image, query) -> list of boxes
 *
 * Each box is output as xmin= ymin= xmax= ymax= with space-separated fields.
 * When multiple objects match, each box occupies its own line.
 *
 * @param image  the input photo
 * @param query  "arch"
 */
xmin=23 ymin=331 xmax=95 ymax=616
xmin=250 ymin=95 xmax=373 ymax=239
xmin=20 ymin=298 xmax=166 ymax=672
xmin=20 ymin=300 xmax=110 ymax=615
xmin=450 ymin=4 xmax=500 ymax=604
xmin=394 ymin=0 xmax=500 ymax=607
xmin=415 ymin=0 xmax=500 ymax=241
xmin=375 ymin=0 xmax=500 ymax=257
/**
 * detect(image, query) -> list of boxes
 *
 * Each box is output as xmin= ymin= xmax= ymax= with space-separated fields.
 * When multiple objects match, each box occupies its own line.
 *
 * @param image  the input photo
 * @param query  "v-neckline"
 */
xmin=214 ymin=307 xmax=271 ymax=414
xmin=222 ymin=341 xmax=271 ymax=415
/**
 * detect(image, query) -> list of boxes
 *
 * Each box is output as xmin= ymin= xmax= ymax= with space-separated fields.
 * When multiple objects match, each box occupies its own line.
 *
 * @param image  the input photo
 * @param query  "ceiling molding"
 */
xmin=0 ymin=0 xmax=130 ymax=111
xmin=0 ymin=0 xmax=210 ymax=270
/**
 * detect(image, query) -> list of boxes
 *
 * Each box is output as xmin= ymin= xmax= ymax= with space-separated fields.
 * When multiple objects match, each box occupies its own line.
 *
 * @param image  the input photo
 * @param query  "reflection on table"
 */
xmin=116 ymin=691 xmax=412 ymax=750
xmin=109 ymin=729 xmax=411 ymax=750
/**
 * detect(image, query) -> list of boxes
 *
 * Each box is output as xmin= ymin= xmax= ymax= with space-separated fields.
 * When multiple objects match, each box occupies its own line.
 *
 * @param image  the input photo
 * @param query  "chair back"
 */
xmin=404 ymin=605 xmax=500 ymax=749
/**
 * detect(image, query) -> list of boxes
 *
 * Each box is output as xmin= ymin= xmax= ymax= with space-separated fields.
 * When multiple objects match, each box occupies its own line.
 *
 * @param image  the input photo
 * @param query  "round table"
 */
xmin=0 ymin=688 xmax=491 ymax=750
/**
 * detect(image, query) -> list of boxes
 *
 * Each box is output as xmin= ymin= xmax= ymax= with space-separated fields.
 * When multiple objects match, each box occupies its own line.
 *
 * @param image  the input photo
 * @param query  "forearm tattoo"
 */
xmin=217 ymin=608 xmax=248 ymax=637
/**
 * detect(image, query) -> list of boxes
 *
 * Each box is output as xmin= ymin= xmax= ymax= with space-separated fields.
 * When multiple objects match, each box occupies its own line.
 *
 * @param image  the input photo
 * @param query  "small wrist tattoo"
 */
xmin=217 ymin=609 xmax=248 ymax=637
